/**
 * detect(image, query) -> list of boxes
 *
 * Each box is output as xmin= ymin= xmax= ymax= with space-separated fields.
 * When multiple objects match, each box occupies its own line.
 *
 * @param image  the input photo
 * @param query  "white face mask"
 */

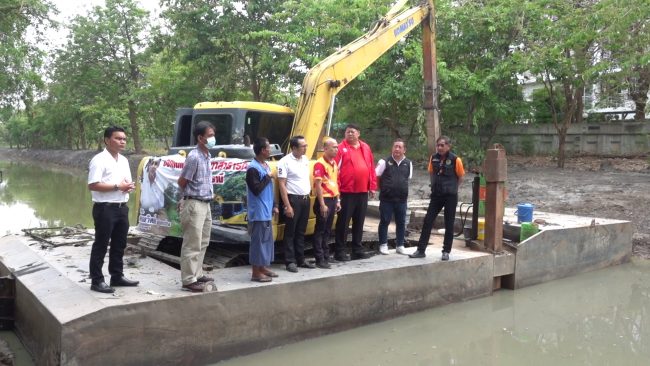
xmin=205 ymin=136 xmax=216 ymax=148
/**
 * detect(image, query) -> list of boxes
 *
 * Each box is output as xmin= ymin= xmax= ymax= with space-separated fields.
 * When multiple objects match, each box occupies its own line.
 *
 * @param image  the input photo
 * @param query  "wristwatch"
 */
xmin=113 ymin=184 xmax=119 ymax=191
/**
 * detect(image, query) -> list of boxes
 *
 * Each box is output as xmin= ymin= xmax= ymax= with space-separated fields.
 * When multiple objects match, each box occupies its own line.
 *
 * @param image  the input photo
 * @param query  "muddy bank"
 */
xmin=1 ymin=148 xmax=648 ymax=258
xmin=0 ymin=148 xmax=146 ymax=178
xmin=504 ymin=156 xmax=650 ymax=259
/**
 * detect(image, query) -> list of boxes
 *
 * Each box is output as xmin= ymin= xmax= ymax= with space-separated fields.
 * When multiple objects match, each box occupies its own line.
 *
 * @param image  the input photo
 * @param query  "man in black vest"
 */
xmin=375 ymin=139 xmax=412 ymax=255
xmin=410 ymin=136 xmax=465 ymax=261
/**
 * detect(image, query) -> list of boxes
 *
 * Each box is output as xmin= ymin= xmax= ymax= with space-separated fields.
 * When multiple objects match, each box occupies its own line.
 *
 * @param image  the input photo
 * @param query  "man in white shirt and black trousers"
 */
xmin=87 ymin=126 xmax=139 ymax=293
xmin=278 ymin=135 xmax=316 ymax=273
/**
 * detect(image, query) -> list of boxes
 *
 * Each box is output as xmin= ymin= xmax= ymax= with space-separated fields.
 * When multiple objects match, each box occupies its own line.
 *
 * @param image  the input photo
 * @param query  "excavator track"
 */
xmin=131 ymin=232 xmax=249 ymax=269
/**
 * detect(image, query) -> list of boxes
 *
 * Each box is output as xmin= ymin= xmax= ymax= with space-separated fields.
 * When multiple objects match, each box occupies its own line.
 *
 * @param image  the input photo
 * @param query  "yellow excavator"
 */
xmin=134 ymin=0 xmax=440 ymax=266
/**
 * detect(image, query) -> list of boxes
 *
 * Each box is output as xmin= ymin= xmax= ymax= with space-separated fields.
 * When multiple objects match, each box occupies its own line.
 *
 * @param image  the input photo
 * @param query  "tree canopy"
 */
xmin=0 ymin=0 xmax=648 ymax=164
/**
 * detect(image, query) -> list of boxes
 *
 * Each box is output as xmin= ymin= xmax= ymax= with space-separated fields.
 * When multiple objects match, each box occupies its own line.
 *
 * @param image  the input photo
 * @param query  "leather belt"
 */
xmin=95 ymin=202 xmax=128 ymax=207
xmin=184 ymin=196 xmax=212 ymax=203
xmin=288 ymin=194 xmax=310 ymax=200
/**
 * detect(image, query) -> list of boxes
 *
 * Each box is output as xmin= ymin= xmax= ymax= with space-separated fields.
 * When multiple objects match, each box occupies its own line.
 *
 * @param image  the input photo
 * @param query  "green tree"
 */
xmin=530 ymin=87 xmax=565 ymax=124
xmin=597 ymin=0 xmax=650 ymax=120
xmin=335 ymin=37 xmax=422 ymax=145
xmin=0 ymin=0 xmax=50 ymax=108
xmin=517 ymin=0 xmax=604 ymax=168
xmin=49 ymin=0 xmax=151 ymax=152
xmin=436 ymin=0 xmax=528 ymax=147
xmin=160 ymin=0 xmax=296 ymax=103
xmin=137 ymin=51 xmax=204 ymax=150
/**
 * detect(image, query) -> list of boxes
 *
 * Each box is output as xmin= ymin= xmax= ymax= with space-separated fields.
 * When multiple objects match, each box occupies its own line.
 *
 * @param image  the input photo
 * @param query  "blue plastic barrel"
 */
xmin=515 ymin=203 xmax=534 ymax=223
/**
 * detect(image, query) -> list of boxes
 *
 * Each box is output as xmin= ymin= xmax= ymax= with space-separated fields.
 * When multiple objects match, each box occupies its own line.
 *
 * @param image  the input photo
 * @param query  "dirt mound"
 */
xmin=507 ymin=155 xmax=650 ymax=173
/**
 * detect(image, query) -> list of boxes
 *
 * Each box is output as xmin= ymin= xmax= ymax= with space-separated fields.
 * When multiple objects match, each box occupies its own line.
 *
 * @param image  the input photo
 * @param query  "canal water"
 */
xmin=0 ymin=160 xmax=136 ymax=235
xmin=1 ymin=160 xmax=649 ymax=365
xmin=217 ymin=260 xmax=650 ymax=366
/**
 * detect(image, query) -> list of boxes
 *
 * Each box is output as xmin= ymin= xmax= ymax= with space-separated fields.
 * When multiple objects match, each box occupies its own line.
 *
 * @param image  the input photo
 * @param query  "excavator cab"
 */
xmin=171 ymin=101 xmax=294 ymax=159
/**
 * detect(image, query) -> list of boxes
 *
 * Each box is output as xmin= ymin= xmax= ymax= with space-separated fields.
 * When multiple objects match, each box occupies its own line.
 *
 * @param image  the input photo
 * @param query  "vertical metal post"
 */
xmin=471 ymin=175 xmax=480 ymax=239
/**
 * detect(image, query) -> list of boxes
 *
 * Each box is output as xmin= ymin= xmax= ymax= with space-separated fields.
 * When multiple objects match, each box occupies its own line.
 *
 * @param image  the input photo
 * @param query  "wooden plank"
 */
xmin=485 ymin=183 xmax=505 ymax=252
xmin=143 ymin=249 xmax=213 ymax=271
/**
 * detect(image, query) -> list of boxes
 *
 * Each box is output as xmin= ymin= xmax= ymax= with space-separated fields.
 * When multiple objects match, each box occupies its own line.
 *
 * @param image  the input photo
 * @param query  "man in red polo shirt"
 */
xmin=333 ymin=124 xmax=377 ymax=261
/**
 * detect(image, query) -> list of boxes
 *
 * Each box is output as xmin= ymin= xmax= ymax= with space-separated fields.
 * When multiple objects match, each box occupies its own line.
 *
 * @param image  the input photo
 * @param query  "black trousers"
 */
xmin=90 ymin=203 xmax=129 ymax=283
xmin=312 ymin=197 xmax=337 ymax=262
xmin=335 ymin=192 xmax=368 ymax=256
xmin=283 ymin=195 xmax=310 ymax=265
xmin=416 ymin=193 xmax=458 ymax=253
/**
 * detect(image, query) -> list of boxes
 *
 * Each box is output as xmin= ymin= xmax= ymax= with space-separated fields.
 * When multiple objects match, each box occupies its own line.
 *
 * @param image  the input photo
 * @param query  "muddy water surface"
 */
xmin=0 ymin=161 xmax=136 ymax=235
xmin=217 ymin=260 xmax=650 ymax=365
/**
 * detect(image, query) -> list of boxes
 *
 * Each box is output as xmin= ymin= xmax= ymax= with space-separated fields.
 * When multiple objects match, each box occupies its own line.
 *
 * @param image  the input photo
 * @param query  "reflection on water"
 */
xmin=0 ymin=331 xmax=32 ymax=366
xmin=217 ymin=260 xmax=650 ymax=366
xmin=0 ymin=160 xmax=137 ymax=365
xmin=0 ymin=161 xmax=135 ymax=234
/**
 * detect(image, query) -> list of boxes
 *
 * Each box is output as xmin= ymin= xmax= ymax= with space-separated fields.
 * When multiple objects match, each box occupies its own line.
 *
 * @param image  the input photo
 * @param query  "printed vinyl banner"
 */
xmin=137 ymin=155 xmax=249 ymax=237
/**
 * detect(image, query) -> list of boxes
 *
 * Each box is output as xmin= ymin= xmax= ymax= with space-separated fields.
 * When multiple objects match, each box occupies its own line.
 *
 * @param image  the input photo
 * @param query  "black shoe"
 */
xmin=110 ymin=276 xmax=139 ymax=287
xmin=351 ymin=252 xmax=371 ymax=260
xmin=298 ymin=261 xmax=316 ymax=269
xmin=91 ymin=282 xmax=115 ymax=293
xmin=333 ymin=254 xmax=351 ymax=262
xmin=409 ymin=250 xmax=426 ymax=258
xmin=286 ymin=263 xmax=298 ymax=273
xmin=441 ymin=252 xmax=450 ymax=261
xmin=316 ymin=261 xmax=331 ymax=269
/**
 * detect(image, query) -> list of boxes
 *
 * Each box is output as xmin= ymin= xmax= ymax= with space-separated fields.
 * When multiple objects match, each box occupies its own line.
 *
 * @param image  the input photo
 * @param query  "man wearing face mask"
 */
xmin=177 ymin=121 xmax=217 ymax=292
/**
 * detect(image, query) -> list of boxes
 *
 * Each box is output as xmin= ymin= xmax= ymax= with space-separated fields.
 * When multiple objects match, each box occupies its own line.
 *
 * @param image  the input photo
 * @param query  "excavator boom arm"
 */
xmin=291 ymin=0 xmax=434 ymax=159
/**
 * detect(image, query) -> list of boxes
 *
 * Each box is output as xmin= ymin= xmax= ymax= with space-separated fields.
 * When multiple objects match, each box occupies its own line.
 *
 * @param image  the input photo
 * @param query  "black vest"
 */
xmin=379 ymin=156 xmax=411 ymax=202
xmin=430 ymin=152 xmax=459 ymax=195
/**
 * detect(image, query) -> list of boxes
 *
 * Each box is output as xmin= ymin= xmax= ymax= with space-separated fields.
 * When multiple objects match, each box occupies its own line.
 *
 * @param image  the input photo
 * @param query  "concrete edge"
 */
xmin=0 ymin=236 xmax=106 ymax=364
xmin=514 ymin=221 xmax=633 ymax=288
xmin=59 ymin=255 xmax=494 ymax=365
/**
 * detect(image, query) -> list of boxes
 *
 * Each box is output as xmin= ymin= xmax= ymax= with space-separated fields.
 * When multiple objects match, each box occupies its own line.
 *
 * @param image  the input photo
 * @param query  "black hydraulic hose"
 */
xmin=454 ymin=202 xmax=473 ymax=237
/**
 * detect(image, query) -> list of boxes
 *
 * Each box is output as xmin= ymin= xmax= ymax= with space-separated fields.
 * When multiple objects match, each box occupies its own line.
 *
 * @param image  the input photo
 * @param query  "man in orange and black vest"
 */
xmin=410 ymin=135 xmax=465 ymax=261
xmin=312 ymin=137 xmax=340 ymax=269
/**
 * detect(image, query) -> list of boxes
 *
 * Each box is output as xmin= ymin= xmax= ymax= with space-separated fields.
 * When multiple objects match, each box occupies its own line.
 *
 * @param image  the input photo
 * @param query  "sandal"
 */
xmin=251 ymin=276 xmax=272 ymax=283
xmin=262 ymin=270 xmax=278 ymax=278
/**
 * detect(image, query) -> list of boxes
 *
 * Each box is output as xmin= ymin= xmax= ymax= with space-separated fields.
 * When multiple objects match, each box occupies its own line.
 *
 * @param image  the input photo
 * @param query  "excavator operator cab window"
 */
xmin=193 ymin=114 xmax=233 ymax=145
xmin=174 ymin=113 xmax=193 ymax=147
xmin=243 ymin=111 xmax=293 ymax=153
